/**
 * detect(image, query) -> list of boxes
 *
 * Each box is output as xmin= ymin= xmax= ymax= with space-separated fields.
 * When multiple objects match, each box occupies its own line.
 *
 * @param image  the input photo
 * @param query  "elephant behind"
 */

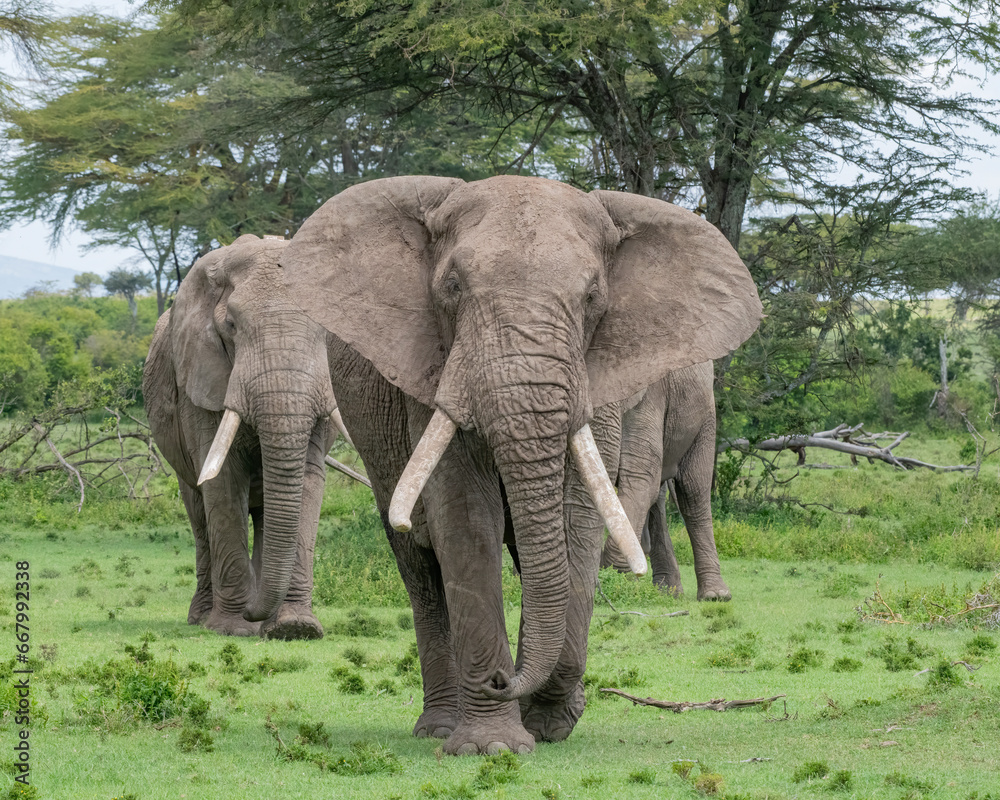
xmin=143 ymin=234 xmax=339 ymax=639
xmin=278 ymin=175 xmax=762 ymax=753
xmin=600 ymin=361 xmax=731 ymax=600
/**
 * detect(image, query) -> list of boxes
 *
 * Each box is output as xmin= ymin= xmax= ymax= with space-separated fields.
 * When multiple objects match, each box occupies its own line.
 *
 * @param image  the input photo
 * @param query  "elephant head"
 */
xmin=279 ymin=176 xmax=761 ymax=699
xmin=170 ymin=234 xmax=338 ymax=622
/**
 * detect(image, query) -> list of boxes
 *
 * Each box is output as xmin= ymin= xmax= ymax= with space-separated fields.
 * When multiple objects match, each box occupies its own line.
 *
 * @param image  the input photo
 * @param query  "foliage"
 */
xmin=73 ymin=641 xmax=190 ymax=724
xmin=104 ymin=268 xmax=153 ymax=328
xmin=174 ymin=0 xmax=1000 ymax=242
xmin=0 ymin=287 xmax=155 ymax=413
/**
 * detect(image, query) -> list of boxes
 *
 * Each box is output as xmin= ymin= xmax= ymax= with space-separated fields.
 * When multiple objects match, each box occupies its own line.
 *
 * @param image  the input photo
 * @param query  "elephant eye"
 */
xmin=444 ymin=275 xmax=462 ymax=297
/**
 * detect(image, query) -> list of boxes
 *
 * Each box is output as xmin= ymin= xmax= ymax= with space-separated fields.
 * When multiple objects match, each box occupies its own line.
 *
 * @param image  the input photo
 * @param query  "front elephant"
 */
xmin=280 ymin=176 xmax=762 ymax=752
xmin=143 ymin=234 xmax=340 ymax=639
xmin=600 ymin=361 xmax=731 ymax=600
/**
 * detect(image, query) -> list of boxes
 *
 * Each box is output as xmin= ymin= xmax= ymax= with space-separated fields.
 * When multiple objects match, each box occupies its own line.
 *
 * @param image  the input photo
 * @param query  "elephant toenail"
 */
xmin=455 ymin=743 xmax=479 ymax=756
xmin=485 ymin=742 xmax=509 ymax=755
xmin=516 ymin=744 xmax=533 ymax=754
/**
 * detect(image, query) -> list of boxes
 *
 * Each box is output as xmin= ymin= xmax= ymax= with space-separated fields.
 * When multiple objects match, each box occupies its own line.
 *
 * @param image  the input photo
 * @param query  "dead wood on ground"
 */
xmin=719 ymin=423 xmax=973 ymax=472
xmin=600 ymin=689 xmax=786 ymax=712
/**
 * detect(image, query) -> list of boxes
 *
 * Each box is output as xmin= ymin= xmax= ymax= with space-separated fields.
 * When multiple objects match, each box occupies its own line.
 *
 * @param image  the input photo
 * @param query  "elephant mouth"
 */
xmin=388 ymin=407 xmax=646 ymax=575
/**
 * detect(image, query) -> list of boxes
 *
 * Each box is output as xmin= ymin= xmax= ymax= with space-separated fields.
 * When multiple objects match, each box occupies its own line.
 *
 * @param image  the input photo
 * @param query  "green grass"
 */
xmin=4 ymin=441 xmax=1000 ymax=799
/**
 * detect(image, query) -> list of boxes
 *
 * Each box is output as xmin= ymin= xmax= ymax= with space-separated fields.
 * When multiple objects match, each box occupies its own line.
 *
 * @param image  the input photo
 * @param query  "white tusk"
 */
xmin=324 ymin=455 xmax=372 ymax=489
xmin=198 ymin=409 xmax=241 ymax=485
xmin=331 ymin=407 xmax=355 ymax=448
xmin=389 ymin=408 xmax=457 ymax=532
xmin=569 ymin=424 xmax=647 ymax=576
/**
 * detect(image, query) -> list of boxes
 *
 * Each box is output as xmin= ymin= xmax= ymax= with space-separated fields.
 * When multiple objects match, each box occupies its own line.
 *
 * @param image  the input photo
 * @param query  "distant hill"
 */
xmin=0 ymin=255 xmax=84 ymax=299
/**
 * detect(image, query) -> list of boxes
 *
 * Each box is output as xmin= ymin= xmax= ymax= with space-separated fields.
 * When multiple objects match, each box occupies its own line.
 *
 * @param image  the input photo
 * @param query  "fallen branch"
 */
xmin=596 ymin=581 xmax=690 ymax=618
xmin=600 ymin=688 xmax=785 ymax=713
xmin=858 ymin=575 xmax=909 ymax=624
xmin=719 ymin=423 xmax=973 ymax=472
xmin=324 ymin=455 xmax=372 ymax=488
xmin=33 ymin=423 xmax=84 ymax=512
xmin=915 ymin=660 xmax=980 ymax=677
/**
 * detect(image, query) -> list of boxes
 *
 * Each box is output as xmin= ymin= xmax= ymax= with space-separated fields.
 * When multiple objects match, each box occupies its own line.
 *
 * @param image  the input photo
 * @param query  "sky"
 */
xmin=0 ymin=3 xmax=998 ymax=277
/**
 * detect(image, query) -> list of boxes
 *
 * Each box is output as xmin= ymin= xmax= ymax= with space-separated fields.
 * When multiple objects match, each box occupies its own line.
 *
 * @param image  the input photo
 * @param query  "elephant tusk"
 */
xmin=324 ymin=454 xmax=372 ymax=489
xmin=198 ymin=409 xmax=242 ymax=485
xmin=389 ymin=408 xmax=457 ymax=532
xmin=331 ymin=406 xmax=355 ymax=448
xmin=569 ymin=424 xmax=648 ymax=576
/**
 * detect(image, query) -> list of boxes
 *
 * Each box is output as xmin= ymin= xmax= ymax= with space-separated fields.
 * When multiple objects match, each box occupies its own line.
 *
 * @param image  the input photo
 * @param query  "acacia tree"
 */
xmin=103 ymin=267 xmax=153 ymax=329
xmin=0 ymin=0 xmax=50 ymax=114
xmin=0 ymin=11 xmax=375 ymax=315
xmin=173 ymin=0 xmax=1000 ymax=250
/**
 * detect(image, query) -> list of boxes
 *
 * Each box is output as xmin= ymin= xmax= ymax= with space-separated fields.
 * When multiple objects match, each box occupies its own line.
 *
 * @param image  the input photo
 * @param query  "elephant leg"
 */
xmin=420 ymin=428 xmax=532 ymax=756
xmin=520 ymin=403 xmax=620 ymax=743
xmin=201 ymin=467 xmax=261 ymax=636
xmin=261 ymin=431 xmax=327 ymax=641
xmin=675 ymin=429 xmax=730 ymax=602
xmin=387 ymin=522 xmax=460 ymax=740
xmin=648 ymin=482 xmax=683 ymax=594
xmin=332 ymin=365 xmax=459 ymax=740
xmin=180 ymin=480 xmax=213 ymax=625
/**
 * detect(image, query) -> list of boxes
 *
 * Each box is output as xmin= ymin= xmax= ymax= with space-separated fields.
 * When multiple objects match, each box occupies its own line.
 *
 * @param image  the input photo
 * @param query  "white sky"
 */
xmin=0 ymin=3 xmax=998 ymax=275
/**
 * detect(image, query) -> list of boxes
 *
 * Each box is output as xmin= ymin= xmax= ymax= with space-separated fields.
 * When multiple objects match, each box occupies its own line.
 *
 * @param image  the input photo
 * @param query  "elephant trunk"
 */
xmin=243 ymin=419 xmax=314 ymax=622
xmin=474 ymin=354 xmax=576 ymax=702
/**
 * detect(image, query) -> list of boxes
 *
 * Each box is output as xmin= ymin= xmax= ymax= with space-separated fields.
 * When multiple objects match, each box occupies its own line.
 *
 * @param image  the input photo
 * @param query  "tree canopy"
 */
xmin=171 ymin=0 xmax=1000 ymax=246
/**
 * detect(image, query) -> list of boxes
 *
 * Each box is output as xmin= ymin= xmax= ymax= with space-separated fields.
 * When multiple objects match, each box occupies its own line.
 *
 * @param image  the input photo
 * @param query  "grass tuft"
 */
xmin=473 ymin=751 xmax=521 ymax=789
xmin=792 ymin=761 xmax=829 ymax=782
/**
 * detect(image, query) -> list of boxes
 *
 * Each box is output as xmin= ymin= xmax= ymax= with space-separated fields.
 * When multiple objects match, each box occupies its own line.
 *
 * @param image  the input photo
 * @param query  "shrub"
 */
xmin=331 ymin=609 xmax=387 ymax=638
xmin=831 ymin=656 xmax=863 ymax=673
xmin=338 ymin=673 xmax=366 ymax=694
xmin=178 ymin=726 xmax=215 ymax=752
xmin=787 ymin=648 xmax=824 ymax=673
xmin=792 ymin=761 xmax=829 ymax=782
xmin=927 ymin=659 xmax=964 ymax=689
xmin=627 ymin=768 xmax=656 ymax=784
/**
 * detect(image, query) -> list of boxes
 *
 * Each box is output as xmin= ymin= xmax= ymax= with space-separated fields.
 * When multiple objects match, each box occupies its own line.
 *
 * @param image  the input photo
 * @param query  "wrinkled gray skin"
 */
xmin=280 ymin=176 xmax=762 ymax=754
xmin=143 ymin=235 xmax=337 ymax=639
xmin=600 ymin=361 xmax=731 ymax=601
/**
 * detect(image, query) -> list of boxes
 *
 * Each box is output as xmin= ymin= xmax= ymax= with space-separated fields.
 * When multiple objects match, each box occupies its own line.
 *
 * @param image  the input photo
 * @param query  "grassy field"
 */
xmin=3 ymin=437 xmax=1000 ymax=800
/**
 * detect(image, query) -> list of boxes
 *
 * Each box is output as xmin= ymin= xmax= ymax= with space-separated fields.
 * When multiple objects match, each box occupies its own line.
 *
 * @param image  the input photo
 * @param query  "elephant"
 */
xmin=599 ymin=361 xmax=731 ymax=600
xmin=277 ymin=175 xmax=762 ymax=753
xmin=143 ymin=233 xmax=344 ymax=640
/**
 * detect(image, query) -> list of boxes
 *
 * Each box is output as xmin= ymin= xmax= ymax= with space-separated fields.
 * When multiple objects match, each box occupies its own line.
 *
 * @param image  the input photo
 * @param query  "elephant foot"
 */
xmin=203 ymin=608 xmax=262 ymax=637
xmin=188 ymin=589 xmax=214 ymax=625
xmin=444 ymin=707 xmax=534 ymax=755
xmin=519 ymin=680 xmax=585 ymax=743
xmin=413 ymin=706 xmax=458 ymax=740
xmin=696 ymin=576 xmax=732 ymax=602
xmin=261 ymin=603 xmax=324 ymax=640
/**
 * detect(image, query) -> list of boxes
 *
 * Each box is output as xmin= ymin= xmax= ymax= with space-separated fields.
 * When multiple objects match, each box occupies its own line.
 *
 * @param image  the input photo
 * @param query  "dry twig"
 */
xmin=596 ymin=581 xmax=690 ymax=618
xmin=600 ymin=688 xmax=785 ymax=712
xmin=858 ymin=575 xmax=908 ymax=624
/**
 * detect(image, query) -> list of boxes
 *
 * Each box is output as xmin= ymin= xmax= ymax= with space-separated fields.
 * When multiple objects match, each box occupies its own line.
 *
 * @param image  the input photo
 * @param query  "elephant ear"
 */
xmin=279 ymin=176 xmax=464 ymax=407
xmin=170 ymin=247 xmax=232 ymax=411
xmin=587 ymin=190 xmax=763 ymax=408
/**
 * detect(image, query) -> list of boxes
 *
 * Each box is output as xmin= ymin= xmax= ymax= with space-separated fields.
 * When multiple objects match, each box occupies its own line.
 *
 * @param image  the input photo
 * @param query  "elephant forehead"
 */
xmin=438 ymin=177 xmax=613 ymax=241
